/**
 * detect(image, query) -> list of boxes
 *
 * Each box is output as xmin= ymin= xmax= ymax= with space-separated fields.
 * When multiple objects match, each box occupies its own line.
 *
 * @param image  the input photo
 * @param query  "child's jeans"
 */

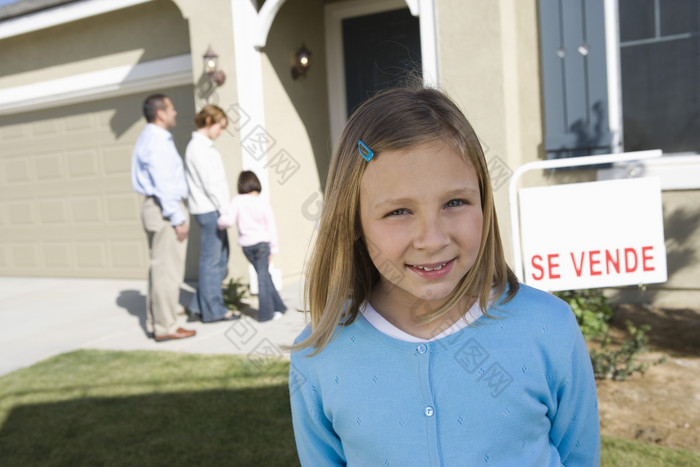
xmin=242 ymin=242 xmax=286 ymax=321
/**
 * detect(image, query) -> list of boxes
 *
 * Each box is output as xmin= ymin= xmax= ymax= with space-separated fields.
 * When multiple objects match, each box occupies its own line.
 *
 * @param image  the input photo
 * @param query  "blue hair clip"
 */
xmin=358 ymin=140 xmax=373 ymax=162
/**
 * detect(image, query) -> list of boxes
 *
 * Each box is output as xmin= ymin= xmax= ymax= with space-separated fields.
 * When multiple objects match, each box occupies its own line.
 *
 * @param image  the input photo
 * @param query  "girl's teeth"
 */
xmin=416 ymin=262 xmax=448 ymax=272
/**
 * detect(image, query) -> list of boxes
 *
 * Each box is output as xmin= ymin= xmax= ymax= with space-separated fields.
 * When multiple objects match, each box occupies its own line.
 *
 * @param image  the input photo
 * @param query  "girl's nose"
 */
xmin=413 ymin=215 xmax=449 ymax=253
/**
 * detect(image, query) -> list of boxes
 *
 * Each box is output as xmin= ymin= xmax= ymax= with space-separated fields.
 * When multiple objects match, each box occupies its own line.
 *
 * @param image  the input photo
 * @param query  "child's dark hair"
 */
xmin=238 ymin=171 xmax=262 ymax=194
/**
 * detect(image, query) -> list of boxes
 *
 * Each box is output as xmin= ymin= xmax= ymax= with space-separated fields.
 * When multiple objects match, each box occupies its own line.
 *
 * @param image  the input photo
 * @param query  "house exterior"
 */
xmin=1 ymin=0 xmax=698 ymax=306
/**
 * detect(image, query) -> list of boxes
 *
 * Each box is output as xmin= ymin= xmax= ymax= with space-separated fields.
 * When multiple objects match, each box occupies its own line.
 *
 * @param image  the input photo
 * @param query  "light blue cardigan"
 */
xmin=290 ymin=284 xmax=600 ymax=466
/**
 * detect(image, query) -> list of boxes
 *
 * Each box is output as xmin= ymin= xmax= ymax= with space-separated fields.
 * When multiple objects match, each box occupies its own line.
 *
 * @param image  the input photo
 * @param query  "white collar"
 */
xmin=361 ymin=300 xmax=483 ymax=343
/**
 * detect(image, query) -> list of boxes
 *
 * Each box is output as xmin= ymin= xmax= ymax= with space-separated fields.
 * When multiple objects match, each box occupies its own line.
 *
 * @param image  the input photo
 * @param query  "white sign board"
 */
xmin=519 ymin=177 xmax=667 ymax=291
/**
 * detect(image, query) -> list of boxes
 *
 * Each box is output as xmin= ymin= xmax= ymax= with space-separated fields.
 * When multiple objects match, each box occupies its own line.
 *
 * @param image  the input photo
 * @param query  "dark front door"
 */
xmin=342 ymin=7 xmax=422 ymax=116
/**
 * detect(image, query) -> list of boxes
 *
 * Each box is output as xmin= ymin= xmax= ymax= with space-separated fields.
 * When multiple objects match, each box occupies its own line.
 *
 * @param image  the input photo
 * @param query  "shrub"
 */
xmin=222 ymin=277 xmax=247 ymax=311
xmin=590 ymin=320 xmax=664 ymax=380
xmin=555 ymin=289 xmax=613 ymax=340
xmin=555 ymin=289 xmax=664 ymax=380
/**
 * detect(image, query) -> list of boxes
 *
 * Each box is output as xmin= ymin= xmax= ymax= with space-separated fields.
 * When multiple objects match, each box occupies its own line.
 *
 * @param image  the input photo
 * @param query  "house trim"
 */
xmin=604 ymin=0 xmax=624 ymax=153
xmin=414 ymin=0 xmax=439 ymax=87
xmin=252 ymin=0 xmax=287 ymax=49
xmin=0 ymin=0 xmax=154 ymax=40
xmin=0 ymin=54 xmax=193 ymax=116
xmin=231 ymin=0 xmax=269 ymax=193
xmin=597 ymin=155 xmax=700 ymax=190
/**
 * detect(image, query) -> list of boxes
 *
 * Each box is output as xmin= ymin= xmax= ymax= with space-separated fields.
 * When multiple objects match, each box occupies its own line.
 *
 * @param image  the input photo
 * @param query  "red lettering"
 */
xmin=624 ymin=248 xmax=638 ymax=272
xmin=570 ymin=252 xmax=585 ymax=277
xmin=531 ymin=255 xmax=544 ymax=281
xmin=548 ymin=254 xmax=561 ymax=279
xmin=642 ymin=246 xmax=655 ymax=271
xmin=606 ymin=249 xmax=620 ymax=274
xmin=589 ymin=250 xmax=602 ymax=276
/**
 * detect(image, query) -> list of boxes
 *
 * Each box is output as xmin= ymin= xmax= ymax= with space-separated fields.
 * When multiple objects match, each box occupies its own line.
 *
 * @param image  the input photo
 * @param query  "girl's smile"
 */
xmin=407 ymin=258 xmax=455 ymax=278
xmin=359 ymin=141 xmax=483 ymax=333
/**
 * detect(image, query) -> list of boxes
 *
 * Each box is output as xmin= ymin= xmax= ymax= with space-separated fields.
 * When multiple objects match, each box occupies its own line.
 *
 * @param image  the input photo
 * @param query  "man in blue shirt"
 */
xmin=131 ymin=94 xmax=196 ymax=342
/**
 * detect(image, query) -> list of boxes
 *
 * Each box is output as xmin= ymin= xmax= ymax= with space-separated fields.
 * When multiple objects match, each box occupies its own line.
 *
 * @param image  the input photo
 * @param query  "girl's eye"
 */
xmin=445 ymin=199 xmax=466 ymax=208
xmin=386 ymin=208 xmax=408 ymax=217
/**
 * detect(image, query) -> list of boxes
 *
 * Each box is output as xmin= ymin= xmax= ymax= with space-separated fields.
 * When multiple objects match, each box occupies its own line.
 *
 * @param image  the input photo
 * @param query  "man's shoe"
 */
xmin=154 ymin=327 xmax=196 ymax=342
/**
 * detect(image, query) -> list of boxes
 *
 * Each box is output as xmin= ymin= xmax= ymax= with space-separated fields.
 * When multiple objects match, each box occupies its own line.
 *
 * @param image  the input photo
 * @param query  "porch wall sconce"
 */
xmin=203 ymin=46 xmax=226 ymax=86
xmin=291 ymin=43 xmax=312 ymax=79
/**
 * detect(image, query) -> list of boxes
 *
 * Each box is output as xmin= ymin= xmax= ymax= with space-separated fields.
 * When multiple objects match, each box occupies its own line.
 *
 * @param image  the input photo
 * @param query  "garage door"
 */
xmin=0 ymin=85 xmax=195 ymax=279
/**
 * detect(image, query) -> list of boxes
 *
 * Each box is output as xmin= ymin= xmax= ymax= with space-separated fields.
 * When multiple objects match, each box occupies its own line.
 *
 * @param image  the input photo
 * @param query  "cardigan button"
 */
xmin=424 ymin=406 xmax=434 ymax=417
xmin=417 ymin=344 xmax=427 ymax=354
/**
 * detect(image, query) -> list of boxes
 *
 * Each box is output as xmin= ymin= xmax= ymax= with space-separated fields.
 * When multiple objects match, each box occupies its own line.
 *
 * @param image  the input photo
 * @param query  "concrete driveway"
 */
xmin=0 ymin=277 xmax=308 ymax=376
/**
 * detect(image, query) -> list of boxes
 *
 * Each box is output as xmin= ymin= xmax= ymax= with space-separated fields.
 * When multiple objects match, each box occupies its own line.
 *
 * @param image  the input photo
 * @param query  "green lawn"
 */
xmin=0 ymin=350 xmax=698 ymax=466
xmin=0 ymin=350 xmax=298 ymax=466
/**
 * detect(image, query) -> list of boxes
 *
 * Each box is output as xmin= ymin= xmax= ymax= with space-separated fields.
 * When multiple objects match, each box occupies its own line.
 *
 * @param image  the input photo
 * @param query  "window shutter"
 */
xmin=539 ymin=0 xmax=612 ymax=159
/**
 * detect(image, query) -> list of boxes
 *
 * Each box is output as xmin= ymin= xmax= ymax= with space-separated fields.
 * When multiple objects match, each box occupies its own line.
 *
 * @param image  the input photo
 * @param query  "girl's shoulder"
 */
xmin=291 ymin=318 xmax=365 ymax=364
xmin=293 ymin=323 xmax=313 ymax=347
xmin=505 ymin=283 xmax=568 ymax=309
xmin=493 ymin=283 xmax=579 ymax=334
xmin=290 ymin=324 xmax=328 ymax=373
xmin=245 ymin=195 xmax=273 ymax=214
xmin=232 ymin=193 xmax=254 ymax=203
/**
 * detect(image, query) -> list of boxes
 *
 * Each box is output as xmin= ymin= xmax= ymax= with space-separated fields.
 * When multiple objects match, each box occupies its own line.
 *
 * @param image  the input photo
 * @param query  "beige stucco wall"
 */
xmin=608 ymin=190 xmax=700 ymax=307
xmin=260 ymin=0 xmax=331 ymax=286
xmin=660 ymin=191 xmax=700 ymax=294
xmin=0 ymin=0 xmax=190 ymax=89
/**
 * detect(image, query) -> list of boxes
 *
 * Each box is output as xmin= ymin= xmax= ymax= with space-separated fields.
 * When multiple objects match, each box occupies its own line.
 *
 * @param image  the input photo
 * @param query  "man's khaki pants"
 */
xmin=142 ymin=197 xmax=188 ymax=336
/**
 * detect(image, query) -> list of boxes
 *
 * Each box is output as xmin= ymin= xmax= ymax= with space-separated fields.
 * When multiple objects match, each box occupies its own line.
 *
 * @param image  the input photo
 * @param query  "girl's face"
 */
xmin=204 ymin=119 xmax=227 ymax=140
xmin=359 ymin=141 xmax=483 ymax=310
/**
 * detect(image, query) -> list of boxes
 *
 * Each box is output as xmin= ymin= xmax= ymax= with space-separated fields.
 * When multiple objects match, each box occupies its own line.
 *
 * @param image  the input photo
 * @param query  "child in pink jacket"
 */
xmin=218 ymin=171 xmax=287 ymax=322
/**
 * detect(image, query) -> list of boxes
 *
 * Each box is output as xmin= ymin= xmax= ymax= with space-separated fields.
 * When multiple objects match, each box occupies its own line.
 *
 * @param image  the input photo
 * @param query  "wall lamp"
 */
xmin=291 ymin=43 xmax=312 ymax=80
xmin=203 ymin=46 xmax=226 ymax=86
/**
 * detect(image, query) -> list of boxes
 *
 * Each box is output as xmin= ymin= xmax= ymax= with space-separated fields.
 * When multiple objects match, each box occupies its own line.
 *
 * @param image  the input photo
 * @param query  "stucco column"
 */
xmin=405 ymin=0 xmax=439 ymax=87
xmin=230 ymin=0 xmax=272 ymax=198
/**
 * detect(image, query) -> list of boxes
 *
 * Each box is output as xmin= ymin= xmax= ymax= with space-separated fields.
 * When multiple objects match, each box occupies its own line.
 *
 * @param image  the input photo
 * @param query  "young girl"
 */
xmin=185 ymin=104 xmax=237 ymax=322
xmin=289 ymin=87 xmax=600 ymax=466
xmin=218 ymin=171 xmax=287 ymax=322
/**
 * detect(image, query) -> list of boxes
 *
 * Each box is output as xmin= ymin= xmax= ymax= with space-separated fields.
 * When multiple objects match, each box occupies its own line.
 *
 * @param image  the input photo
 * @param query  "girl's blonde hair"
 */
xmin=295 ymin=86 xmax=518 ymax=354
xmin=193 ymin=104 xmax=227 ymax=129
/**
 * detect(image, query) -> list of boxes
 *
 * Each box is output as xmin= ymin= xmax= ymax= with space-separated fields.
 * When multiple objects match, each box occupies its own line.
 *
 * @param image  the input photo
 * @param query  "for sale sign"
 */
xmin=519 ymin=177 xmax=667 ymax=291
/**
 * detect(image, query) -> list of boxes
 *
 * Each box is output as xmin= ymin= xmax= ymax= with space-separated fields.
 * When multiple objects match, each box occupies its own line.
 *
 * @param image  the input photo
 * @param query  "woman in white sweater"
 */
xmin=184 ymin=104 xmax=237 ymax=322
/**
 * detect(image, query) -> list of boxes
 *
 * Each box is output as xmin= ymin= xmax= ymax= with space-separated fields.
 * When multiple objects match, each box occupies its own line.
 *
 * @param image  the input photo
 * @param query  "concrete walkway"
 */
xmin=0 ymin=277 xmax=308 ymax=377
